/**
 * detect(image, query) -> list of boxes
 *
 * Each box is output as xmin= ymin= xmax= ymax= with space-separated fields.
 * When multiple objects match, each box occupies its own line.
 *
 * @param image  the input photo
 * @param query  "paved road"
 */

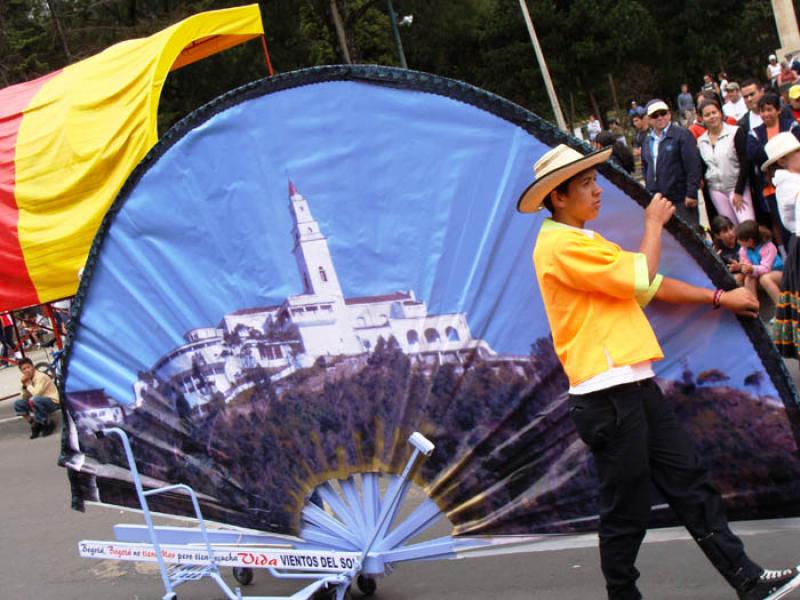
xmin=2 ymin=354 xmax=800 ymax=599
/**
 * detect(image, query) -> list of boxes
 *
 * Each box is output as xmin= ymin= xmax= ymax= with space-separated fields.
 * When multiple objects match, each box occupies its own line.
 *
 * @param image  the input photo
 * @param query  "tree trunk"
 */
xmin=580 ymin=75 xmax=604 ymax=129
xmin=608 ymin=73 xmax=620 ymax=116
xmin=46 ymin=0 xmax=71 ymax=61
xmin=128 ymin=0 xmax=138 ymax=26
xmin=569 ymin=92 xmax=576 ymax=132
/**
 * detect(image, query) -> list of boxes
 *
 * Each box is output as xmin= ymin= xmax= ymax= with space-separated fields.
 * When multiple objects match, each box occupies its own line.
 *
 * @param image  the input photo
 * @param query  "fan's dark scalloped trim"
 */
xmin=59 ymin=65 xmax=800 ymax=469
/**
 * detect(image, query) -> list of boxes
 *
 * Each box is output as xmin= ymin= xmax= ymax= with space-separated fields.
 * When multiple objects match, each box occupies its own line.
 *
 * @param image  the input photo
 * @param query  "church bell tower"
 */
xmin=288 ymin=181 xmax=343 ymax=297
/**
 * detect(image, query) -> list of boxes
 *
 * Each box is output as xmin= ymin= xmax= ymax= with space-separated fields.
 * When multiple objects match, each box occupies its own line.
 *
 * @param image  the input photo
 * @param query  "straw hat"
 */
xmin=516 ymin=144 xmax=612 ymax=213
xmin=761 ymin=131 xmax=800 ymax=171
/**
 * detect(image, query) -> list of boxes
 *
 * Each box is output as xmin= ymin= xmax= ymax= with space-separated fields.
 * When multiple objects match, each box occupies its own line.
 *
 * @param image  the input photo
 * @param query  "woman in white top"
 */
xmin=767 ymin=54 xmax=782 ymax=87
xmin=697 ymin=99 xmax=754 ymax=224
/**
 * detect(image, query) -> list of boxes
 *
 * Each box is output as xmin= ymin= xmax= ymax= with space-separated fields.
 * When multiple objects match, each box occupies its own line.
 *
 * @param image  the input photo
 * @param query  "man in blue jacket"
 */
xmin=641 ymin=99 xmax=703 ymax=224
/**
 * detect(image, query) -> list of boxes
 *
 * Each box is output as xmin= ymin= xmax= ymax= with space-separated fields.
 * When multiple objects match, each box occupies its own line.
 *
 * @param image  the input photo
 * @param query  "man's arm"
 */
xmin=639 ymin=194 xmax=675 ymax=281
xmin=654 ymin=277 xmax=759 ymax=317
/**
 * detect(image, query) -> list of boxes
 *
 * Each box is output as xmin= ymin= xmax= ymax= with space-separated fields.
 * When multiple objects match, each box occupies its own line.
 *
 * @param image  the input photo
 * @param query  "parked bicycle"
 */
xmin=35 ymin=348 xmax=63 ymax=388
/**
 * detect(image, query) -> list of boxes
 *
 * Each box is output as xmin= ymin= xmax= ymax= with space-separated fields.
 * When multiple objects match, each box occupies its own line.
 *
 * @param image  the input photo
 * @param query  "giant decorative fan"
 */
xmin=62 ymin=67 xmax=800 ymax=552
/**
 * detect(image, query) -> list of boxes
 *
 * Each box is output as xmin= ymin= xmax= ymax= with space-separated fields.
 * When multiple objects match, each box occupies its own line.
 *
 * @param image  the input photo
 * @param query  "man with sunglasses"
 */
xmin=641 ymin=99 xmax=702 ymax=224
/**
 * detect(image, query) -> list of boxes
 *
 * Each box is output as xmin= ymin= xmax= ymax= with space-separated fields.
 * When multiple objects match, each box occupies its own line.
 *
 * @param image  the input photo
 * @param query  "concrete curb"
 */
xmin=0 ymin=414 xmax=27 ymax=435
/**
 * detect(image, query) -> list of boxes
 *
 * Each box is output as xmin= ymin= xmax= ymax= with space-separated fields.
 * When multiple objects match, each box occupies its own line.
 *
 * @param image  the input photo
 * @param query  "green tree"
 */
xmin=0 ymin=0 xmax=53 ymax=85
xmin=1 ymin=1 xmax=785 ymax=140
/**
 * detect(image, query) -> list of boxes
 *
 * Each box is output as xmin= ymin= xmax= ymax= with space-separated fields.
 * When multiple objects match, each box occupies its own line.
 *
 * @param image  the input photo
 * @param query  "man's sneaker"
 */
xmin=40 ymin=420 xmax=56 ymax=437
xmin=29 ymin=422 xmax=42 ymax=439
xmin=739 ymin=568 xmax=800 ymax=599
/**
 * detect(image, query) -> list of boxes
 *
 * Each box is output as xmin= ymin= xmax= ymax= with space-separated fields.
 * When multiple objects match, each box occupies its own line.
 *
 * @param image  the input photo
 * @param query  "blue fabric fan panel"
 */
xmin=61 ymin=67 xmax=800 ymax=537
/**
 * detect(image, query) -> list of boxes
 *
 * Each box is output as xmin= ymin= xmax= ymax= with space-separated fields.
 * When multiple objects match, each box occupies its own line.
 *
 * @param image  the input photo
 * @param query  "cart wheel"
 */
xmin=233 ymin=566 xmax=254 ymax=586
xmin=357 ymin=574 xmax=377 ymax=596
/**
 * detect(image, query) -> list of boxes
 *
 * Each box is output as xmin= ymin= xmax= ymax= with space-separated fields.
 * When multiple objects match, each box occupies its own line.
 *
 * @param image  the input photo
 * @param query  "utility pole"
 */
xmin=330 ymin=0 xmax=352 ymax=64
xmin=517 ymin=0 xmax=567 ymax=132
xmin=387 ymin=0 xmax=408 ymax=69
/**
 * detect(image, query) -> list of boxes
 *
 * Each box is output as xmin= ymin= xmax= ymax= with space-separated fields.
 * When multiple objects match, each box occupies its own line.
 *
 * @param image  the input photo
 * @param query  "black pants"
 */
xmin=764 ymin=192 xmax=793 ymax=250
xmin=569 ymin=378 xmax=761 ymax=600
xmin=0 ymin=325 xmax=13 ymax=359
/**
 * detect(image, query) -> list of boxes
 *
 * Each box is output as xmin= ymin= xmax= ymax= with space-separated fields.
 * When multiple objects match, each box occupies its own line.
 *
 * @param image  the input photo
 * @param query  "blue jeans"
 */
xmin=14 ymin=396 xmax=59 ymax=424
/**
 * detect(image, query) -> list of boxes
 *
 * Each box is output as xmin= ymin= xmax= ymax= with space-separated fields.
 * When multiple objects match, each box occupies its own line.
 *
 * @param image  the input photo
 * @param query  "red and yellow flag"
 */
xmin=0 ymin=5 xmax=264 ymax=311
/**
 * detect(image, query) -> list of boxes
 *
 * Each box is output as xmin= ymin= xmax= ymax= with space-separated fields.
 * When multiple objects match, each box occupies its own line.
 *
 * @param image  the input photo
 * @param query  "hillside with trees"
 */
xmin=69 ymin=335 xmax=800 ymax=537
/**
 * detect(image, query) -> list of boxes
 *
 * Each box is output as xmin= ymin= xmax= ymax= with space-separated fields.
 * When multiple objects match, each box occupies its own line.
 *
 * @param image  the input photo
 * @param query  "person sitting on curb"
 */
xmin=516 ymin=143 xmax=798 ymax=600
xmin=14 ymin=358 xmax=59 ymax=439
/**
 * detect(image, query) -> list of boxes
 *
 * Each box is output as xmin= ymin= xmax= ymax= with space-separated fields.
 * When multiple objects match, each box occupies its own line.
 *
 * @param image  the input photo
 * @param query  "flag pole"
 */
xmin=260 ymin=34 xmax=274 ymax=76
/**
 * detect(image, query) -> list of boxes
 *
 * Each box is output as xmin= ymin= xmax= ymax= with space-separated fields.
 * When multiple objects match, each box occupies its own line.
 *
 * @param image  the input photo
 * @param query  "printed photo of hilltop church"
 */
xmin=126 ymin=182 xmax=524 ymax=411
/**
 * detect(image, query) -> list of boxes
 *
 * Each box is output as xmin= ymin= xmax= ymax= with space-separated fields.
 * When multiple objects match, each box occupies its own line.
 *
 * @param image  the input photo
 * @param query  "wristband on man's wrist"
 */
xmin=712 ymin=288 xmax=724 ymax=309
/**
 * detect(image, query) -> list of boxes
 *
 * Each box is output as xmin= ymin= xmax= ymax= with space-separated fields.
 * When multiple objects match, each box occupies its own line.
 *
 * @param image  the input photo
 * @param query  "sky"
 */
xmin=65 ymin=80 xmax=781 ymax=403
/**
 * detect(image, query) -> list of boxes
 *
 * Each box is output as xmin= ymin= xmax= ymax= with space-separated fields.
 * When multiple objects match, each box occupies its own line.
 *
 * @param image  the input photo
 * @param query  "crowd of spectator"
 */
xmin=588 ymin=53 xmax=800 ymax=355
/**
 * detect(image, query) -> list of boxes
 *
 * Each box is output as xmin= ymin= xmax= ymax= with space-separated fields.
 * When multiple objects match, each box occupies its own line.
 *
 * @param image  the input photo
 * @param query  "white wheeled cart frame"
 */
xmin=79 ymin=428 xmax=800 ymax=600
xmin=79 ymin=427 xmax=509 ymax=599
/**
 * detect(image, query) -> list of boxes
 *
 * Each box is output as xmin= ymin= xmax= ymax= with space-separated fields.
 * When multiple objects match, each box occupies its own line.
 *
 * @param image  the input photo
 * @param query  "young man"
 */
xmin=14 ymin=357 xmax=59 ymax=438
xmin=739 ymin=79 xmax=765 ymax=134
xmin=517 ymin=143 xmax=798 ymax=600
xmin=630 ymin=113 xmax=648 ymax=160
xmin=640 ymin=99 xmax=702 ymax=224
xmin=738 ymin=79 xmax=772 ymax=227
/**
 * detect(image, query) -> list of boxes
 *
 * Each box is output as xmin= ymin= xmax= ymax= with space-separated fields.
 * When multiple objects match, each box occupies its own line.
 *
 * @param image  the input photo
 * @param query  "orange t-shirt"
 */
xmin=533 ymin=219 xmax=664 ymax=387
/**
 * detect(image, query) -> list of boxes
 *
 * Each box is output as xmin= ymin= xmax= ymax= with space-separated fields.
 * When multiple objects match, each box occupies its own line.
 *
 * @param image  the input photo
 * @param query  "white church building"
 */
xmin=134 ymin=182 xmax=500 ymax=408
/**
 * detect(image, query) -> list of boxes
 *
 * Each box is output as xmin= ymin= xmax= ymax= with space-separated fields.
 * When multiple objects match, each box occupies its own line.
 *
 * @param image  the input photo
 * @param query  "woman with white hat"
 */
xmin=518 ymin=143 xmax=796 ymax=600
xmin=764 ymin=132 xmax=800 ymax=357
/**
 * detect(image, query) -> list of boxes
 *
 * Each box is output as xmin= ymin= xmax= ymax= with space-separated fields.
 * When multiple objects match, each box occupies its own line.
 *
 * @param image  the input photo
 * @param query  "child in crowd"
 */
xmin=736 ymin=219 xmax=783 ymax=304
xmin=710 ymin=216 xmax=743 ymax=283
